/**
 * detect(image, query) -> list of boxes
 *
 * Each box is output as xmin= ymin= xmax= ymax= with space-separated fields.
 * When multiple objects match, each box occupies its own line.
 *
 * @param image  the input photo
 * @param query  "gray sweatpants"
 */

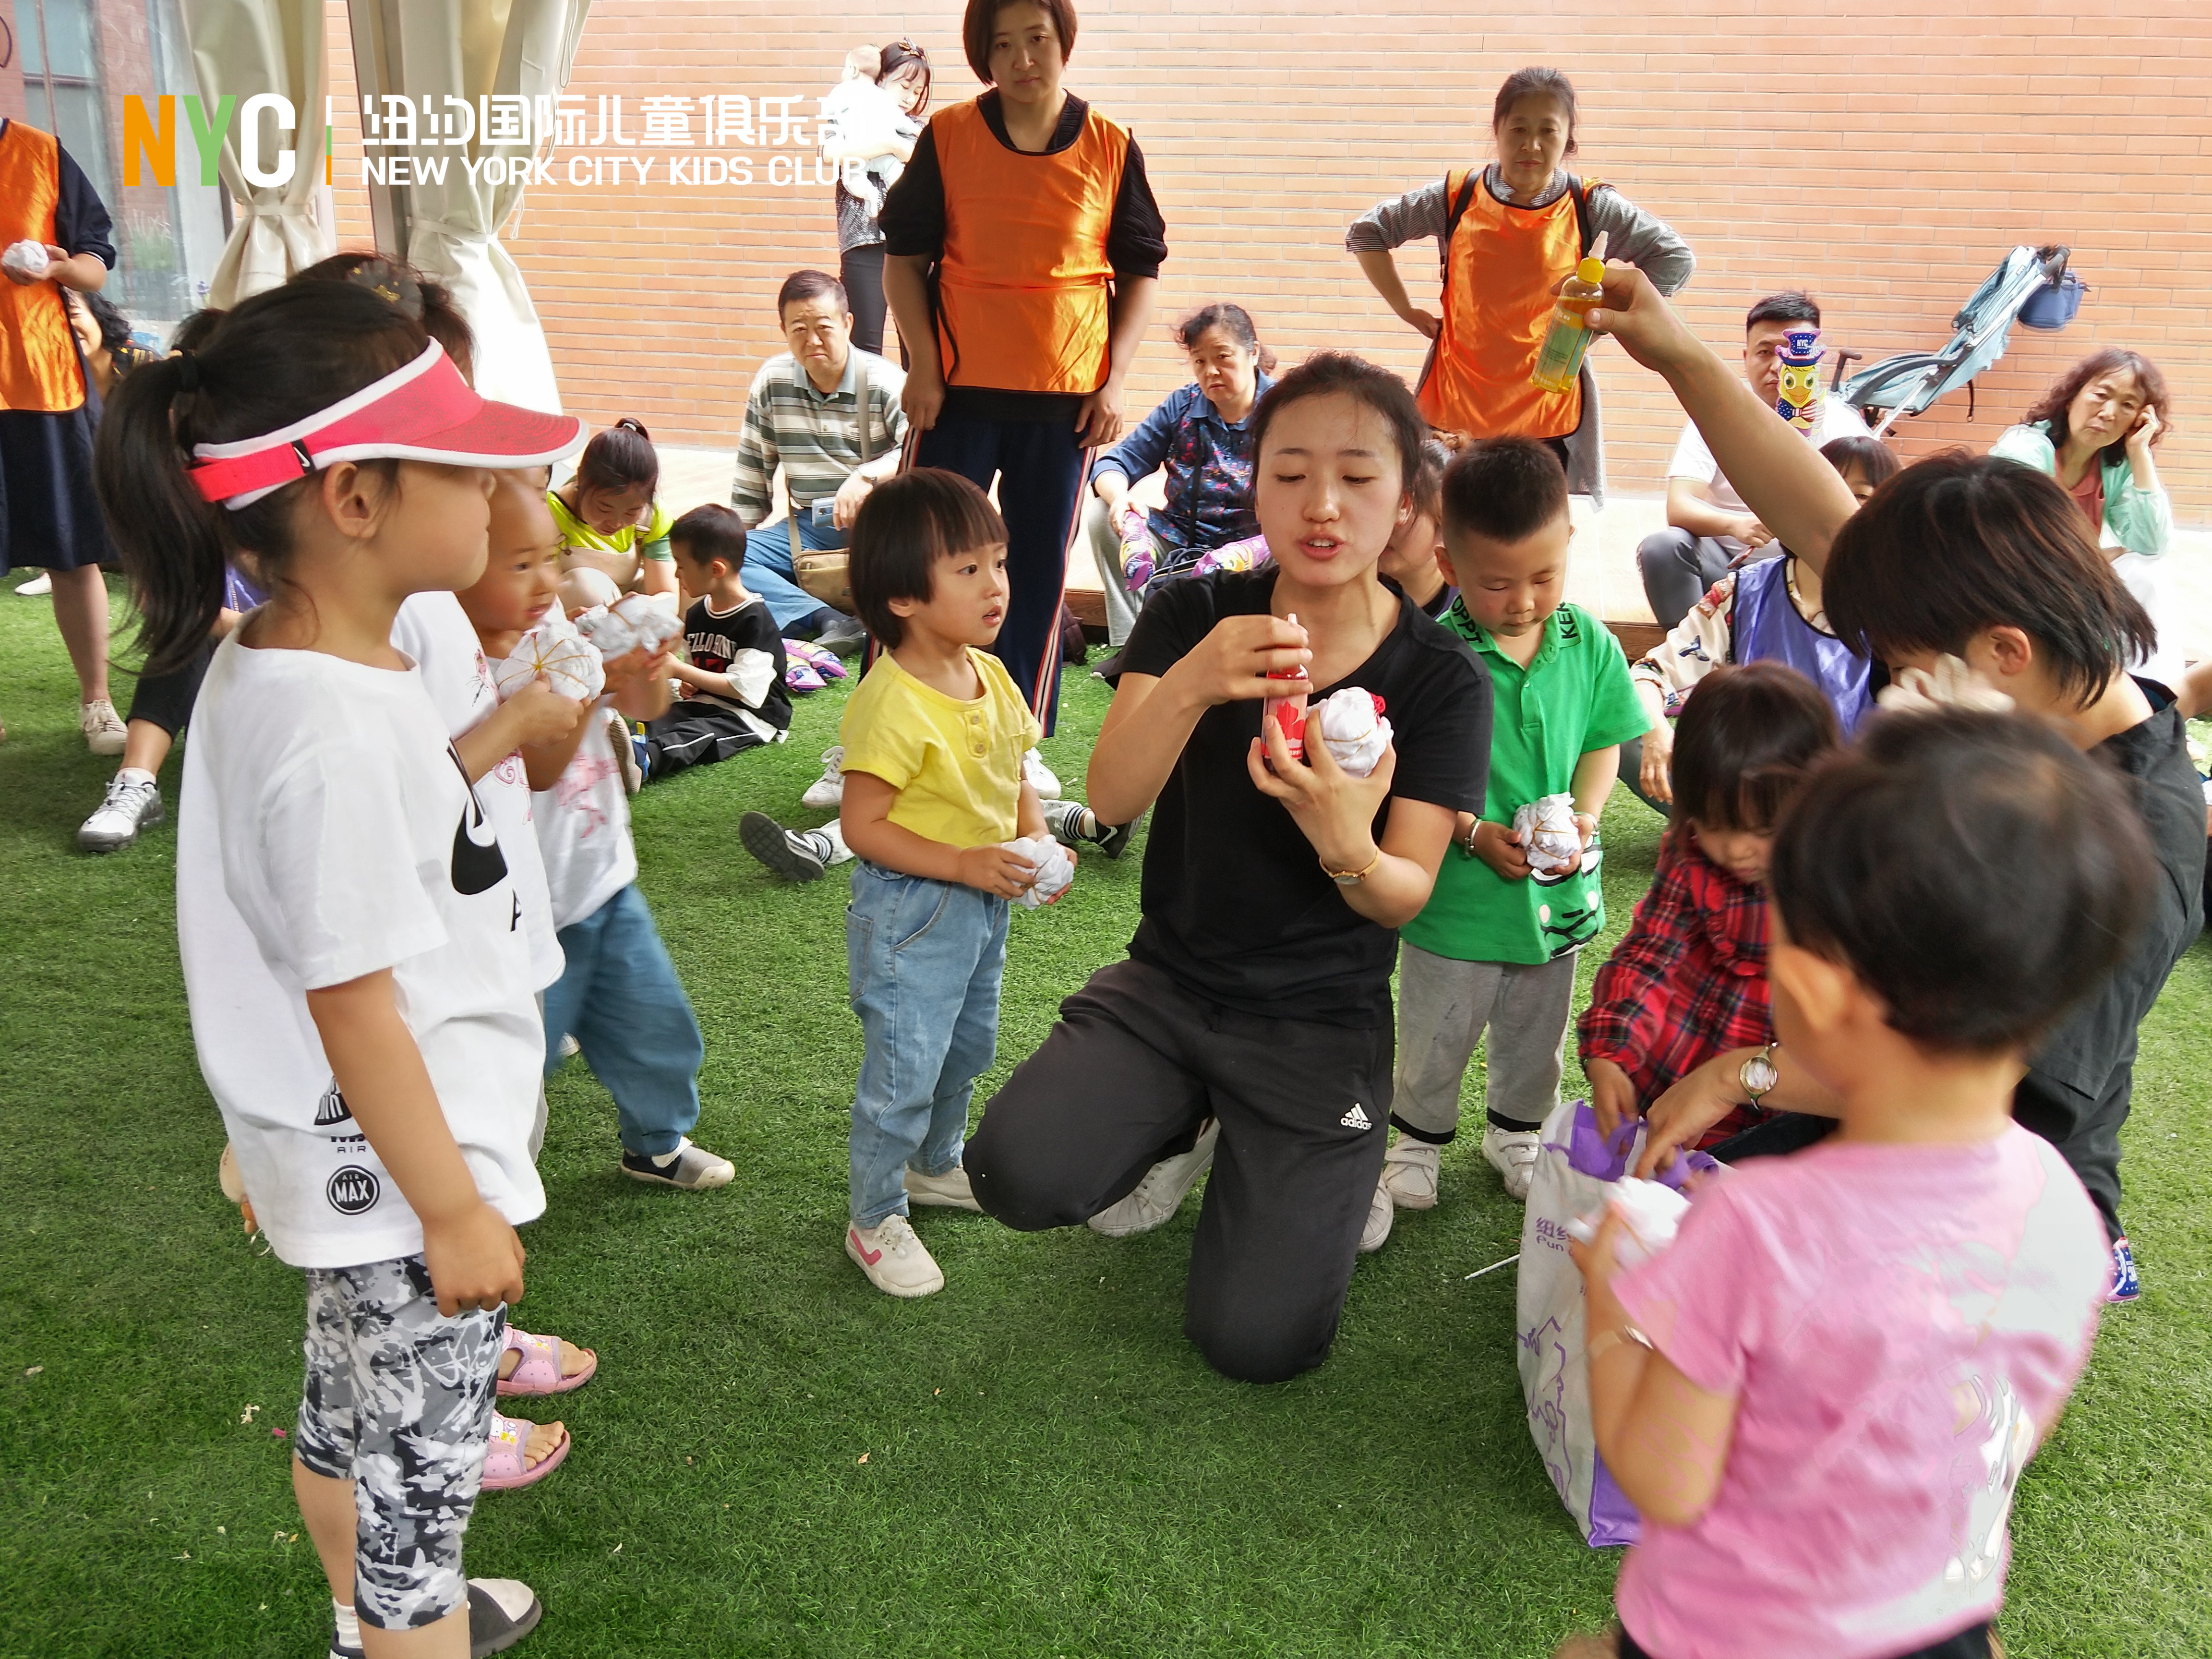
xmin=1392 ymin=940 xmax=1579 ymax=1142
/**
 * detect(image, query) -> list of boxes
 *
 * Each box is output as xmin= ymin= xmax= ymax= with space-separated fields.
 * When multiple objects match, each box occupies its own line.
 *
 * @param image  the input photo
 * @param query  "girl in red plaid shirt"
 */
xmin=1579 ymin=663 xmax=1839 ymax=1148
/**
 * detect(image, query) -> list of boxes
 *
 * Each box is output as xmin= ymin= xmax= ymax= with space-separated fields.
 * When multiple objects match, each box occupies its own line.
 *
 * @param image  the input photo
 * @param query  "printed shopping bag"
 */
xmin=1515 ymin=1098 xmax=1718 ymax=1546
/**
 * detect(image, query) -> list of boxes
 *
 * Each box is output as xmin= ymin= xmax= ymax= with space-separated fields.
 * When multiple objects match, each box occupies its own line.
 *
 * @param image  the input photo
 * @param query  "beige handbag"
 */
xmin=792 ymin=377 xmax=884 ymax=616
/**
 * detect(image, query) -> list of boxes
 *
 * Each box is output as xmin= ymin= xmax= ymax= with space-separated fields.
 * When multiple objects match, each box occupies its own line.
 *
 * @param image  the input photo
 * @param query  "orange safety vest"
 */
xmin=1417 ymin=169 xmax=1599 ymax=441
xmin=933 ymin=97 xmax=1129 ymax=397
xmin=0 ymin=122 xmax=85 ymax=415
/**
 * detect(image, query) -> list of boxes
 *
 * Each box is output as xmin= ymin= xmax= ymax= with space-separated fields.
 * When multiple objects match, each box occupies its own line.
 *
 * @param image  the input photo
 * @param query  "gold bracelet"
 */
xmin=1321 ymin=848 xmax=1383 ymax=887
xmin=1587 ymin=1324 xmax=1653 ymax=1365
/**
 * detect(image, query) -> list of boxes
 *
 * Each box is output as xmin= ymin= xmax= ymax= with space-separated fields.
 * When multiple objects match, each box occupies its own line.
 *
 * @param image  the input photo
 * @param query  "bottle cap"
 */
xmin=1575 ymin=229 xmax=1610 ymax=285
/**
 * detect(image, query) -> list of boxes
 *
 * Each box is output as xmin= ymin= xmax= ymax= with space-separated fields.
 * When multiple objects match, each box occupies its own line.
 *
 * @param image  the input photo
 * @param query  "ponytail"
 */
xmin=575 ymin=417 xmax=659 ymax=495
xmin=93 ymin=281 xmax=428 ymax=673
xmin=96 ymin=355 xmax=231 ymax=672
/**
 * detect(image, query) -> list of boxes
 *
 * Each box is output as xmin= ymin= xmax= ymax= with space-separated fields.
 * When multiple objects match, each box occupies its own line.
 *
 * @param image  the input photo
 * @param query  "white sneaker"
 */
xmin=801 ymin=745 xmax=846 ymax=810
xmin=1482 ymin=1124 xmax=1543 ymax=1202
xmin=77 ymin=770 xmax=163 ymax=852
xmin=846 ymin=1213 xmax=944 ymax=1297
xmin=1022 ymin=747 xmax=1061 ymax=799
xmin=80 ymin=698 xmax=127 ymax=756
xmin=1379 ymin=1138 xmax=1442 ymax=1209
xmin=557 ymin=1033 xmax=580 ymax=1058
xmin=1359 ymin=1174 xmax=1394 ymax=1252
xmin=1088 ymin=1119 xmax=1218 ymax=1238
xmin=903 ymin=1164 xmax=983 ymax=1211
xmin=16 ymin=570 xmax=52 ymax=596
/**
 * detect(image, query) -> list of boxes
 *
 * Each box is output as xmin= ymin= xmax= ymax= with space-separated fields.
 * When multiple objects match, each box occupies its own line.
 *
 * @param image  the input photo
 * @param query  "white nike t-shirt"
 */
xmin=392 ymin=591 xmax=564 ymax=991
xmin=534 ymin=710 xmax=637 ymax=931
xmin=178 ymin=636 xmax=547 ymax=1270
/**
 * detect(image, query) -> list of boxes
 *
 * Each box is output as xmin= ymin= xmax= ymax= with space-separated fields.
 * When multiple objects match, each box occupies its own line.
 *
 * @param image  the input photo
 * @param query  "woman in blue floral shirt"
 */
xmin=1083 ymin=303 xmax=1276 ymax=647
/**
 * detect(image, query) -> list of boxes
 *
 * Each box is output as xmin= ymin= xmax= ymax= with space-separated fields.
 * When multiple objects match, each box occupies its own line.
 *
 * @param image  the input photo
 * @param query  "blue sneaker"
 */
xmin=2108 ymin=1236 xmax=2140 ymax=1304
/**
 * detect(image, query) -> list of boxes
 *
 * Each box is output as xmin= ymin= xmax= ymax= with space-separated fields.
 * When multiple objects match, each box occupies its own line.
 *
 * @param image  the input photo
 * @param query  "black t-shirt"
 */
xmin=1119 ymin=567 xmax=1493 ymax=1026
xmin=679 ymin=595 xmax=792 ymax=730
xmin=2015 ymin=682 xmax=2205 ymax=1147
xmin=878 ymin=92 xmax=1168 ymax=425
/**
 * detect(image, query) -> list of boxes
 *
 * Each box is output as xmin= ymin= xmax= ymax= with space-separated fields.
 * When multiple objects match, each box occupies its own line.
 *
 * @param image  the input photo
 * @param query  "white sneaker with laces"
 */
xmin=846 ymin=1213 xmax=944 ymax=1297
xmin=1482 ymin=1123 xmax=1544 ymax=1201
xmin=78 ymin=770 xmax=163 ymax=852
xmin=1088 ymin=1119 xmax=1218 ymax=1238
xmin=802 ymin=745 xmax=846 ymax=810
xmin=1359 ymin=1174 xmax=1394 ymax=1252
xmin=1378 ymin=1138 xmax=1442 ymax=1209
xmin=903 ymin=1164 xmax=983 ymax=1211
xmin=81 ymin=698 xmax=127 ymax=756
xmin=1022 ymin=747 xmax=1061 ymax=799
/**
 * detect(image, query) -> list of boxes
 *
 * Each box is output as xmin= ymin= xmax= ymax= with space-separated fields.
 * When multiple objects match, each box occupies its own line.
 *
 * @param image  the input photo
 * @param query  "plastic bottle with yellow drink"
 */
xmin=1529 ymin=231 xmax=1611 ymax=394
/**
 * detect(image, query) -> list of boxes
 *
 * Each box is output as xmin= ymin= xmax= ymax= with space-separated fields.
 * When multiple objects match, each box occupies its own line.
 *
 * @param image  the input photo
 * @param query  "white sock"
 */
xmin=117 ymin=766 xmax=156 ymax=788
xmin=332 ymin=1599 xmax=361 ymax=1648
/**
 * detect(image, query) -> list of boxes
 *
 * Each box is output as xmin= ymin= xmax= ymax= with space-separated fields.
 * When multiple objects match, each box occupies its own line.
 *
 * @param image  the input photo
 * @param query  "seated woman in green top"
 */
xmin=1991 ymin=348 xmax=2177 ymax=683
xmin=550 ymin=417 xmax=677 ymax=599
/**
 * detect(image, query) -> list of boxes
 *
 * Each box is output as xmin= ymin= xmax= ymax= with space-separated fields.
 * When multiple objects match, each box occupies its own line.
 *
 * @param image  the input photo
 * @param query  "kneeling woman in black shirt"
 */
xmin=965 ymin=353 xmax=1493 ymax=1383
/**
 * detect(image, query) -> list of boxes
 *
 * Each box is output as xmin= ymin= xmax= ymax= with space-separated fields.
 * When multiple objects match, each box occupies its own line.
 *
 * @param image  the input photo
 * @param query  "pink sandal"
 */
xmin=479 ymin=1411 xmax=570 ymax=1491
xmin=495 ymin=1327 xmax=598 ymax=1397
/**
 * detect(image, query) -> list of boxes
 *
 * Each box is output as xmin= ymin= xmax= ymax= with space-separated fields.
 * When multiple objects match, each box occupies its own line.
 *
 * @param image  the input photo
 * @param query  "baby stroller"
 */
xmin=1833 ymin=245 xmax=2082 ymax=438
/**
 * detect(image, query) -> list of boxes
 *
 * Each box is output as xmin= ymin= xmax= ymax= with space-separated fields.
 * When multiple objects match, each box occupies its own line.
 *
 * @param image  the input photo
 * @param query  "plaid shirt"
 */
xmin=1578 ymin=830 xmax=1776 ymax=1147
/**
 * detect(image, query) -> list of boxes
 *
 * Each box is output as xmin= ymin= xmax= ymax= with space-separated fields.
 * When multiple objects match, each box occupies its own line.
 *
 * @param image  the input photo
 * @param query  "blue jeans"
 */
xmin=845 ymin=861 xmax=1010 ymax=1226
xmin=744 ymin=511 xmax=844 ymax=631
xmin=541 ymin=883 xmax=704 ymax=1158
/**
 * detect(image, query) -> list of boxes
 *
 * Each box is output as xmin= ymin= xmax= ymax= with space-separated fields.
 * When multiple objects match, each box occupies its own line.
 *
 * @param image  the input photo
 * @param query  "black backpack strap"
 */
xmin=1439 ymin=168 xmax=1482 ymax=278
xmin=1568 ymin=175 xmax=1612 ymax=258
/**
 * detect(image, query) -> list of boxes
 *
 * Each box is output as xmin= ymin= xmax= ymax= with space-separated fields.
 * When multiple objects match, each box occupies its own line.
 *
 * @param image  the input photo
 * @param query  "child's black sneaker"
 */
xmin=1043 ymin=797 xmax=1135 ymax=860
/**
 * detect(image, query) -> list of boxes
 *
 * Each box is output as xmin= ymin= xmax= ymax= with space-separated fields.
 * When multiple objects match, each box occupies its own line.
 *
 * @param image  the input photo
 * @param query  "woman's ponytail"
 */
xmin=95 ymin=353 xmax=232 ymax=673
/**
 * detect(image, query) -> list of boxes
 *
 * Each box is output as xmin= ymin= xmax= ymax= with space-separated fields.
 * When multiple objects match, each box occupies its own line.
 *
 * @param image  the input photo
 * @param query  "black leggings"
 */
xmin=125 ymin=637 xmax=215 ymax=736
xmin=841 ymin=243 xmax=888 ymax=357
xmin=1620 ymin=1622 xmax=1989 ymax=1659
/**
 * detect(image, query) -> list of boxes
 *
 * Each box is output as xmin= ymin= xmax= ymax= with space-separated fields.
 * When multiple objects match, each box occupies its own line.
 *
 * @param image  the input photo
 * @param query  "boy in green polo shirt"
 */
xmin=1378 ymin=440 xmax=1650 ymax=1218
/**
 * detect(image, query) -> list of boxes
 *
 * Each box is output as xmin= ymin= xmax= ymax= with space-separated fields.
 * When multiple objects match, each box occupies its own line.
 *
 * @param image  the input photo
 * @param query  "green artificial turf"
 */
xmin=1 ymin=582 xmax=2208 ymax=1657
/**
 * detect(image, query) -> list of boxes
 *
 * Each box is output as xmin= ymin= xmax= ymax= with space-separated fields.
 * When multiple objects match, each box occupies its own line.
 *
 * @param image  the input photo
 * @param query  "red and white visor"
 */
xmin=188 ymin=340 xmax=584 ymax=509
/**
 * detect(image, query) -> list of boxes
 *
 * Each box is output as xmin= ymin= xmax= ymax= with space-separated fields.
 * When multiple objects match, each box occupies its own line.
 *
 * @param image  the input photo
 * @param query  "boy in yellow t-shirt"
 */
xmin=819 ymin=470 xmax=1069 ymax=1298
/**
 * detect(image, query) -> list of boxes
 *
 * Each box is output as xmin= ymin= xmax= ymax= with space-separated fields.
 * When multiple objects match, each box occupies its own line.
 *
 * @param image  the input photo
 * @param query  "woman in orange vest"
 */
xmin=0 ymin=118 xmax=124 ymax=753
xmin=1346 ymin=68 xmax=1694 ymax=504
xmin=880 ymin=0 xmax=1166 ymax=736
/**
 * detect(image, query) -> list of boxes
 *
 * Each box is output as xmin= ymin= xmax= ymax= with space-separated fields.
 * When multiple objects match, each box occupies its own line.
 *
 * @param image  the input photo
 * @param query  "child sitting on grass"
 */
xmin=1380 ymin=439 xmax=1647 ymax=1220
xmin=825 ymin=469 xmax=1065 ymax=1298
xmin=548 ymin=417 xmax=676 ymax=599
xmin=638 ymin=505 xmax=791 ymax=781
xmin=485 ymin=477 xmax=737 ymax=1192
xmin=1580 ymin=661 xmax=1839 ymax=1153
xmin=1561 ymin=708 xmax=2138 ymax=1659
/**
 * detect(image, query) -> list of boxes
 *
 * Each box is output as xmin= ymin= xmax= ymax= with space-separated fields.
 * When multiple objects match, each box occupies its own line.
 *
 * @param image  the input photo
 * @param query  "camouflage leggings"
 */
xmin=294 ymin=1255 xmax=505 ymax=1631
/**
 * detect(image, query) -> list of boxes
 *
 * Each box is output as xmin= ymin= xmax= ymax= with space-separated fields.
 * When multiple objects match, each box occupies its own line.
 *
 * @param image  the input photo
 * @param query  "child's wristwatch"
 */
xmin=1739 ymin=1042 xmax=1780 ymax=1106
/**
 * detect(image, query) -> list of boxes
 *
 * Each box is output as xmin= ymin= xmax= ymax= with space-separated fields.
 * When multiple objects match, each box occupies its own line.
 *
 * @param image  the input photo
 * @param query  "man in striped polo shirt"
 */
xmin=733 ymin=269 xmax=910 ymax=655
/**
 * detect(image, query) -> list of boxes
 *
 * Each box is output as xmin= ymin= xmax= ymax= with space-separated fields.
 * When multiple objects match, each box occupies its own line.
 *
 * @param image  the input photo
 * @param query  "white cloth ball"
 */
xmin=1514 ymin=792 xmax=1582 ymax=874
xmin=1566 ymin=1177 xmax=1691 ymax=1267
xmin=1315 ymin=687 xmax=1392 ymax=778
xmin=3 ymin=240 xmax=51 ymax=278
xmin=491 ymin=616 xmax=605 ymax=703
xmin=1003 ymin=835 xmax=1075 ymax=908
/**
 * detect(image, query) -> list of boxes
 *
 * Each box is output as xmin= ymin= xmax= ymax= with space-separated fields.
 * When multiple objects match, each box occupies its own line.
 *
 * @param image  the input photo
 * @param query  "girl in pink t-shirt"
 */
xmin=1558 ymin=711 xmax=2132 ymax=1659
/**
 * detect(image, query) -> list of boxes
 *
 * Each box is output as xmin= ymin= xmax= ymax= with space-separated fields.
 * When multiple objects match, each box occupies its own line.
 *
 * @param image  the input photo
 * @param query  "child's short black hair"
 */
xmin=850 ymin=469 xmax=1005 ymax=649
xmin=1771 ymin=708 xmax=2152 ymax=1055
xmin=1823 ymin=451 xmax=2154 ymax=708
xmin=1672 ymin=661 xmax=1840 ymax=836
xmin=1820 ymin=433 xmax=1900 ymax=492
xmin=1440 ymin=437 xmax=1569 ymax=545
xmin=670 ymin=503 xmax=746 ymax=571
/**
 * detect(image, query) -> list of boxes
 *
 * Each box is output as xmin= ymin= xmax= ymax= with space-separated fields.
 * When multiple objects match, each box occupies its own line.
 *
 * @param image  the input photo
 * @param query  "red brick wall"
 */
xmin=330 ymin=0 xmax=2212 ymax=520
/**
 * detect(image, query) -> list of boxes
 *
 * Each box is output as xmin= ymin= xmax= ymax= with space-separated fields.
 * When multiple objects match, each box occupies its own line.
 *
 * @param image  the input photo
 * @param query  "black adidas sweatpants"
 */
xmin=641 ymin=700 xmax=772 ymax=780
xmin=965 ymin=958 xmax=1393 ymax=1384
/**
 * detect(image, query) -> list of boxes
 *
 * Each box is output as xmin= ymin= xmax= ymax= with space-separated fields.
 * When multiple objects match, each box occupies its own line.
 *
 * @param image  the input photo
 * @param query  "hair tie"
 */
xmin=174 ymin=349 xmax=201 ymax=393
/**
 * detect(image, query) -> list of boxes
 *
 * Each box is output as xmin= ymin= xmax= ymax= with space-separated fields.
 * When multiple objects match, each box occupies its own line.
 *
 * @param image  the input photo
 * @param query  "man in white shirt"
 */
xmin=1636 ymin=292 xmax=1871 ymax=629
